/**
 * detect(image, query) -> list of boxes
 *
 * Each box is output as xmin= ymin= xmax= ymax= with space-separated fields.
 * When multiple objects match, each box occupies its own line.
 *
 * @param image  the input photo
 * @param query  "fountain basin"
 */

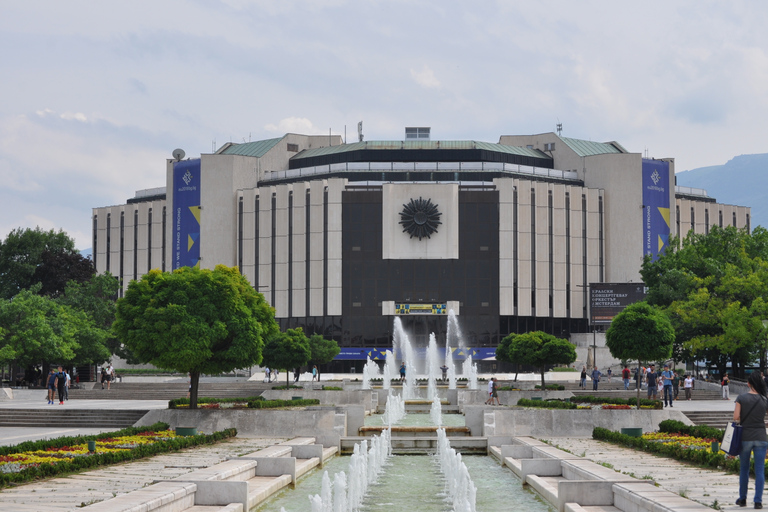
xmin=341 ymin=435 xmax=487 ymax=454
xmin=359 ymin=425 xmax=471 ymax=437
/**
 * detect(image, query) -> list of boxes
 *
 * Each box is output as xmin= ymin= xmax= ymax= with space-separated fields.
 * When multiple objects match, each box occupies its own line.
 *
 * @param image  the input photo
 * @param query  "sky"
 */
xmin=1 ymin=1 xmax=767 ymax=250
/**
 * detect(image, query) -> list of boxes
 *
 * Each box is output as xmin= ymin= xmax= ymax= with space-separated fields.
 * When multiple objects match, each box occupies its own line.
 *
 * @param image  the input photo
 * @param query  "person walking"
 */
xmin=491 ymin=377 xmax=501 ymax=406
xmin=580 ymin=366 xmax=587 ymax=389
xmin=46 ymin=369 xmax=57 ymax=404
xmin=293 ymin=367 xmax=300 ymax=383
xmin=312 ymin=365 xmax=319 ymax=382
xmin=723 ymin=373 xmax=731 ymax=400
xmin=646 ymin=365 xmax=657 ymax=400
xmin=622 ymin=366 xmax=631 ymax=390
xmin=399 ymin=363 xmax=406 ymax=382
xmin=485 ymin=377 xmax=494 ymax=405
xmin=684 ymin=374 xmax=693 ymax=400
xmin=264 ymin=367 xmax=271 ymax=383
xmin=590 ymin=366 xmax=601 ymax=391
xmin=606 ymin=368 xmax=612 ymax=383
xmin=54 ymin=366 xmax=67 ymax=405
xmin=63 ymin=368 xmax=70 ymax=400
xmin=661 ymin=364 xmax=674 ymax=407
xmin=672 ymin=371 xmax=681 ymax=401
xmin=734 ymin=371 xmax=768 ymax=508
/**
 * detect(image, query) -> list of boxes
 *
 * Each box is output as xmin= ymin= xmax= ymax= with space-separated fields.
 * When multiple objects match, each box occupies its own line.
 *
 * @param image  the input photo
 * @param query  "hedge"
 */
xmin=517 ymin=398 xmax=577 ymax=409
xmin=534 ymin=384 xmax=565 ymax=390
xmin=247 ymin=398 xmax=320 ymax=408
xmin=592 ymin=427 xmax=755 ymax=476
xmin=169 ymin=396 xmax=264 ymax=408
xmin=574 ymin=395 xmax=664 ymax=410
xmin=0 ymin=423 xmax=236 ymax=489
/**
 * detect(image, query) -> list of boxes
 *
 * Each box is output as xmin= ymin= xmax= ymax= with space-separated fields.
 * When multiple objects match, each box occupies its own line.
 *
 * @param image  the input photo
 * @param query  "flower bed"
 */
xmin=0 ymin=422 xmax=237 ymax=488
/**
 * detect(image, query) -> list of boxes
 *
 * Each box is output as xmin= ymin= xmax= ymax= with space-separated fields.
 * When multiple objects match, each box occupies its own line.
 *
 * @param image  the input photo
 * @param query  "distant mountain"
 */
xmin=79 ymin=248 xmax=92 ymax=258
xmin=676 ymin=153 xmax=768 ymax=229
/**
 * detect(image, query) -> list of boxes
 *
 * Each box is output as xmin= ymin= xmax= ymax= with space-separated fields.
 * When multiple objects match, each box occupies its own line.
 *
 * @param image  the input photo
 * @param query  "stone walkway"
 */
xmin=0 ymin=436 xmax=287 ymax=512
xmin=539 ymin=436 xmax=743 ymax=510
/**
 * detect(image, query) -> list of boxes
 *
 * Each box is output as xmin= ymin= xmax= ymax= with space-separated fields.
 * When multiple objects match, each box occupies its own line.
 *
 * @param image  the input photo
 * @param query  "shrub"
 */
xmin=551 ymin=367 xmax=578 ymax=372
xmin=534 ymin=384 xmax=565 ymax=390
xmin=517 ymin=398 xmax=577 ymax=409
xmin=169 ymin=396 xmax=263 ymax=408
xmin=247 ymin=398 xmax=320 ymax=409
xmin=658 ymin=419 xmax=724 ymax=442
xmin=322 ymin=386 xmax=343 ymax=390
xmin=575 ymin=395 xmax=663 ymax=409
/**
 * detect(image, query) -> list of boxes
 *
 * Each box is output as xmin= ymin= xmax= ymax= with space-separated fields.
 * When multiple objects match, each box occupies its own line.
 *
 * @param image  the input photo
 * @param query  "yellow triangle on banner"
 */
xmin=189 ymin=205 xmax=201 ymax=224
xmin=188 ymin=234 xmax=195 ymax=251
xmin=657 ymin=207 xmax=670 ymax=228
xmin=658 ymin=234 xmax=665 ymax=252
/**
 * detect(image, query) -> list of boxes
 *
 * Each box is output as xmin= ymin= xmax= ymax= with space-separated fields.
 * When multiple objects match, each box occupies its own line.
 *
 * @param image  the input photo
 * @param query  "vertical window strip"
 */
xmin=288 ymin=191 xmax=293 ymax=319
xmin=119 ymin=211 xmax=125 ymax=296
xmin=148 ymin=208 xmax=152 ymax=271
xmin=705 ymin=208 xmax=709 ymax=235
xmin=513 ymin=187 xmax=518 ymax=312
xmin=106 ymin=213 xmax=111 ymax=272
xmin=238 ymin=197 xmax=243 ymax=270
xmin=582 ymin=194 xmax=587 ymax=319
xmin=306 ymin=189 xmax=311 ymax=317
xmin=565 ymin=191 xmax=570 ymax=315
xmin=133 ymin=210 xmax=138 ymax=281
xmin=323 ymin=188 xmax=329 ymax=317
xmin=255 ymin=197 xmax=259 ymax=289
xmin=92 ymin=215 xmax=98 ymax=269
xmin=598 ymin=195 xmax=604 ymax=282
xmin=530 ymin=188 xmax=536 ymax=314
xmin=548 ymin=190 xmax=553 ymax=316
xmin=161 ymin=207 xmax=167 ymax=272
xmin=271 ymin=193 xmax=276 ymax=307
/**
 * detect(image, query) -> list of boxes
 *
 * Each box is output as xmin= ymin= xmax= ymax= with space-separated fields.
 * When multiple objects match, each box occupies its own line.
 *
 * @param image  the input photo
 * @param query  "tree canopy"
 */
xmin=308 ymin=333 xmax=340 ymax=368
xmin=262 ymin=327 xmax=312 ymax=387
xmin=640 ymin=225 xmax=768 ymax=376
xmin=0 ymin=228 xmax=78 ymax=300
xmin=502 ymin=331 xmax=576 ymax=388
xmin=112 ymin=265 xmax=278 ymax=407
xmin=0 ymin=287 xmax=92 ymax=368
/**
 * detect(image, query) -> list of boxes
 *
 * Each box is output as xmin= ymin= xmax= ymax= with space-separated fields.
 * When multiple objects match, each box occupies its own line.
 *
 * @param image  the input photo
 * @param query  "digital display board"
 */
xmin=590 ymin=283 xmax=646 ymax=325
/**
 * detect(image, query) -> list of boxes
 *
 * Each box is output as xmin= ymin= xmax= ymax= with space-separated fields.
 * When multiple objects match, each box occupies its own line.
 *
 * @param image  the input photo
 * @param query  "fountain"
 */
xmin=445 ymin=345 xmax=457 ymax=390
xmin=393 ymin=317 xmax=417 ymax=399
xmin=361 ymin=357 xmax=379 ymax=390
xmin=429 ymin=395 xmax=442 ymax=426
xmin=381 ymin=391 xmax=405 ymax=426
xmin=465 ymin=355 xmax=478 ymax=390
xmin=382 ymin=350 xmax=395 ymax=390
xmin=307 ymin=430 xmax=392 ymax=511
xmin=435 ymin=428 xmax=477 ymax=512
xmin=426 ymin=333 xmax=440 ymax=400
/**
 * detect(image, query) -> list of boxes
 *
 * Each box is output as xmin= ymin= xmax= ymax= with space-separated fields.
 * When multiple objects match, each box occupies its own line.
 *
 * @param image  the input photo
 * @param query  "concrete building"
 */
xmin=92 ymin=131 xmax=751 ymax=371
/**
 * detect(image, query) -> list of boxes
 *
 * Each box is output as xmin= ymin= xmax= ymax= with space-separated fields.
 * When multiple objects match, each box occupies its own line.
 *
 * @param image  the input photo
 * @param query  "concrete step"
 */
xmin=0 ymin=408 xmax=149 ymax=428
xmin=341 ymin=435 xmax=487 ymax=454
xmin=683 ymin=411 xmax=732 ymax=428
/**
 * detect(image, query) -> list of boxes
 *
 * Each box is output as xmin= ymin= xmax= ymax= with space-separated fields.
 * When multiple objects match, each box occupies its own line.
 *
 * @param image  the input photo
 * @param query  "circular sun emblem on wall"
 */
xmin=399 ymin=197 xmax=442 ymax=240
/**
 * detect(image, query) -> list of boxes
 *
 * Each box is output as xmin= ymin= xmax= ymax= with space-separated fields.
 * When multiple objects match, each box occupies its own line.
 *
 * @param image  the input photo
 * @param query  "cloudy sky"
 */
xmin=1 ymin=1 xmax=767 ymax=250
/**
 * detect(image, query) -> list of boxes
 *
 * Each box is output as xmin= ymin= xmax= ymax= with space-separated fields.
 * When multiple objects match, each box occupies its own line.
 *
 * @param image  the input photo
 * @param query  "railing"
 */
xmin=675 ymin=185 xmax=709 ymax=198
xmin=261 ymin=161 xmax=580 ymax=182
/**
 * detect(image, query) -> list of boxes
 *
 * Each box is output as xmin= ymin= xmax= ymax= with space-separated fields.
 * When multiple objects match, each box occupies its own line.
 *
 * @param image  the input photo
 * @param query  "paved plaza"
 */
xmin=0 ymin=383 xmax=750 ymax=511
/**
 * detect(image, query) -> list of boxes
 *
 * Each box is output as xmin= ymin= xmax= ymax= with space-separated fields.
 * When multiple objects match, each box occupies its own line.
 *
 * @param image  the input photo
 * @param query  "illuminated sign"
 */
xmin=395 ymin=303 xmax=447 ymax=315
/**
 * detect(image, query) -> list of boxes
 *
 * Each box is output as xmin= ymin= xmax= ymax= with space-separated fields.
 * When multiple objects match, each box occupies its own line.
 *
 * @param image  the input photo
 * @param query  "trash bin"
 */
xmin=292 ymin=396 xmax=303 ymax=400
xmin=87 ymin=440 xmax=96 ymax=452
xmin=175 ymin=427 xmax=197 ymax=437
xmin=620 ymin=427 xmax=643 ymax=437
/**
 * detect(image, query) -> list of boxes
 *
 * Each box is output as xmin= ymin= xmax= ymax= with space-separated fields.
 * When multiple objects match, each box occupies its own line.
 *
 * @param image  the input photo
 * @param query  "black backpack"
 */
xmin=57 ymin=372 xmax=66 ymax=385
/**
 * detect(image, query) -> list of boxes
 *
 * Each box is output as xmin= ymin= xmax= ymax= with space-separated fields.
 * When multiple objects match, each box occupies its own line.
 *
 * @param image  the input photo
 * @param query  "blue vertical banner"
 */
xmin=642 ymin=159 xmax=670 ymax=261
xmin=173 ymin=159 xmax=201 ymax=270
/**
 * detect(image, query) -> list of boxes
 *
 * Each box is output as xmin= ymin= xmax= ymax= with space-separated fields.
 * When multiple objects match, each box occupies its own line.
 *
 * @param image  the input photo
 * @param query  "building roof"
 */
xmin=292 ymin=140 xmax=548 ymax=160
xmin=559 ymin=136 xmax=627 ymax=157
xmin=217 ymin=137 xmax=283 ymax=157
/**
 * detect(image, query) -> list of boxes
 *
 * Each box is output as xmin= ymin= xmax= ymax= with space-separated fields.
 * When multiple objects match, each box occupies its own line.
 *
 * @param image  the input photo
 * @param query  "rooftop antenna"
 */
xmin=358 ymin=121 xmax=364 ymax=142
xmin=556 ymin=121 xmax=563 ymax=137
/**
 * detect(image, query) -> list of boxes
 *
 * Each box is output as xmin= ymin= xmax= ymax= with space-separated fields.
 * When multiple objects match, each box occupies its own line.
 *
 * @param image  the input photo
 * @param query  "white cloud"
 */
xmin=410 ymin=65 xmax=441 ymax=89
xmin=264 ymin=117 xmax=330 ymax=135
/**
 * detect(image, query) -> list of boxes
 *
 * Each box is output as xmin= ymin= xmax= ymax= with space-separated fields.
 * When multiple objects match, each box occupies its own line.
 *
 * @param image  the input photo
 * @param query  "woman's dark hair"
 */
xmin=748 ymin=371 xmax=767 ymax=397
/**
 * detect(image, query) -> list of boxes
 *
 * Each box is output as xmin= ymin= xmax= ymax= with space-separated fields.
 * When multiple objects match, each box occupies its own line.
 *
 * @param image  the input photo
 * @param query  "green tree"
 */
xmin=57 ymin=273 xmax=121 ymax=365
xmin=606 ymin=301 xmax=675 ymax=405
xmin=0 ymin=228 xmax=77 ymax=300
xmin=0 ymin=287 xmax=85 ymax=368
xmin=641 ymin=226 xmax=768 ymax=376
xmin=262 ymin=327 xmax=312 ymax=387
xmin=505 ymin=331 xmax=576 ymax=388
xmin=33 ymin=249 xmax=95 ymax=298
xmin=112 ymin=265 xmax=278 ymax=408
xmin=307 ymin=333 xmax=340 ymax=379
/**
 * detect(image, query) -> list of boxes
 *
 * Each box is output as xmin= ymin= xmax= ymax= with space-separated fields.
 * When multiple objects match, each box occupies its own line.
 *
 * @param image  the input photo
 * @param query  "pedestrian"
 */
xmin=440 ymin=365 xmax=448 ymax=381
xmin=672 ymin=371 xmax=680 ymax=400
xmin=294 ymin=367 xmax=300 ymax=383
xmin=734 ymin=371 xmax=768 ymax=508
xmin=272 ymin=368 xmax=279 ymax=382
xmin=580 ymin=366 xmax=587 ymax=388
xmin=722 ymin=373 xmax=731 ymax=400
xmin=607 ymin=368 xmax=612 ymax=382
xmin=661 ymin=364 xmax=674 ymax=407
xmin=46 ymin=368 xmax=57 ymax=404
xmin=64 ymin=368 xmax=70 ymax=400
xmin=54 ymin=365 xmax=67 ymax=405
xmin=590 ymin=366 xmax=601 ymax=391
xmin=646 ymin=365 xmax=657 ymax=400
xmin=491 ymin=377 xmax=501 ymax=406
xmin=399 ymin=363 xmax=406 ymax=382
xmin=634 ymin=367 xmax=640 ymax=390
xmin=485 ymin=377 xmax=494 ymax=404
xmin=312 ymin=365 xmax=318 ymax=382
xmin=622 ymin=365 xmax=631 ymax=390
xmin=264 ymin=367 xmax=271 ymax=383
xmin=684 ymin=374 xmax=693 ymax=400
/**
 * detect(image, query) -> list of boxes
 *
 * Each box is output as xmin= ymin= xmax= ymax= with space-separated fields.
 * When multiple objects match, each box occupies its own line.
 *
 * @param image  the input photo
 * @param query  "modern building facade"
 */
xmin=92 ymin=132 xmax=751 ymax=371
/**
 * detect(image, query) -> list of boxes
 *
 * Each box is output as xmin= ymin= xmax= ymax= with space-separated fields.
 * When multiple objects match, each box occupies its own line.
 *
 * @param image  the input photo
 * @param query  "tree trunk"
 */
xmin=514 ymin=363 xmax=519 ymax=382
xmin=286 ymin=369 xmax=290 ymax=388
xmin=540 ymin=369 xmax=546 ymax=390
xmin=189 ymin=371 xmax=200 ymax=409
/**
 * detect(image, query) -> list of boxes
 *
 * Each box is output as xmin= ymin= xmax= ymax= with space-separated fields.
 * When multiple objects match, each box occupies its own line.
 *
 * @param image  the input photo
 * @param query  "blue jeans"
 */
xmin=663 ymin=385 xmax=673 ymax=405
xmin=580 ymin=378 xmax=586 ymax=388
xmin=623 ymin=378 xmax=630 ymax=390
xmin=740 ymin=440 xmax=768 ymax=504
xmin=592 ymin=379 xmax=599 ymax=390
